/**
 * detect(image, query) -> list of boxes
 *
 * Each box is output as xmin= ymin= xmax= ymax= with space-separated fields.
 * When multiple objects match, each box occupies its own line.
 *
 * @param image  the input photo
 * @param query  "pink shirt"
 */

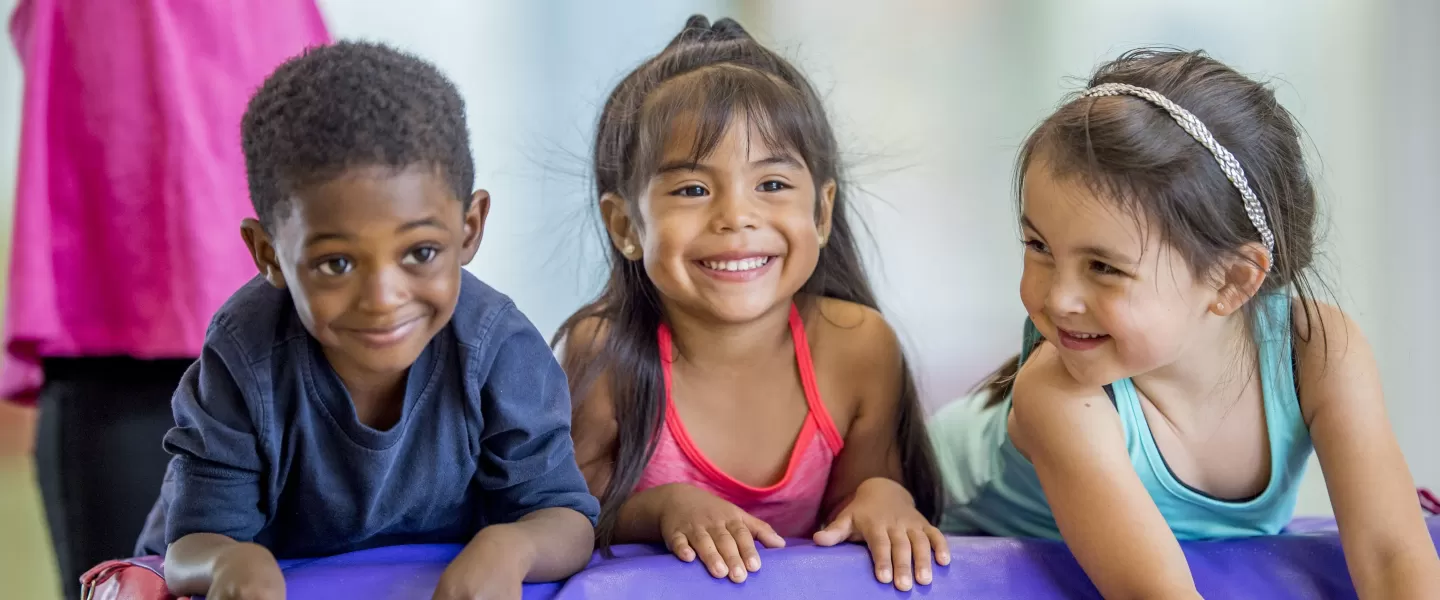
xmin=3 ymin=0 xmax=330 ymax=403
xmin=635 ymin=305 xmax=845 ymax=538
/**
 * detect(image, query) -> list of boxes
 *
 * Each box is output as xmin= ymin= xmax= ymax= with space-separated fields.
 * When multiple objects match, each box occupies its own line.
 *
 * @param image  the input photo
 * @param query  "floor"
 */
xmin=0 ymin=402 xmax=62 ymax=600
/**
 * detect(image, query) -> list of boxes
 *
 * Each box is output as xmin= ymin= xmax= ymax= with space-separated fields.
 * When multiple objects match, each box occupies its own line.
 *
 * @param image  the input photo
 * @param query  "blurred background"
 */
xmin=1 ymin=1 xmax=1435 ymax=598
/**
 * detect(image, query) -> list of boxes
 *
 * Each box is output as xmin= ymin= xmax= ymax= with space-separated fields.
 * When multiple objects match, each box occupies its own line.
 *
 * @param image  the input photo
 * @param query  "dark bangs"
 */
xmin=621 ymin=64 xmax=836 ymax=204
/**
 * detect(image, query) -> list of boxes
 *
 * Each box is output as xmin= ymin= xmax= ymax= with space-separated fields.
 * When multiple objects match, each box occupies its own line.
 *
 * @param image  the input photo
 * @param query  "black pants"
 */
xmin=35 ymin=357 xmax=192 ymax=600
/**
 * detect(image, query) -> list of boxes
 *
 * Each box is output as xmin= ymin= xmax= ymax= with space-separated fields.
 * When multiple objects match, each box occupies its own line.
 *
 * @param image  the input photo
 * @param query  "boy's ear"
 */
xmin=241 ymin=218 xmax=287 ymax=289
xmin=459 ymin=189 xmax=491 ymax=265
xmin=816 ymin=179 xmax=836 ymax=246
xmin=600 ymin=192 xmax=641 ymax=260
xmin=1210 ymin=242 xmax=1270 ymax=316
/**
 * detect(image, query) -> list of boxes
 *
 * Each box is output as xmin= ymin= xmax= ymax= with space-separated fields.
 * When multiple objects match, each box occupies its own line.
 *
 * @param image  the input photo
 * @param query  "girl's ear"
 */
xmin=1210 ymin=242 xmax=1270 ymax=316
xmin=601 ymin=192 xmax=642 ymax=260
xmin=816 ymin=179 xmax=836 ymax=246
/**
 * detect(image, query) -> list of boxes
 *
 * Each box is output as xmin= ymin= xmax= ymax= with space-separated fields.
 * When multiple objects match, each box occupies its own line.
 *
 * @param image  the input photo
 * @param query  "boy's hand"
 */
xmin=432 ymin=526 xmax=530 ymax=600
xmin=208 ymin=542 xmax=285 ymax=600
xmin=813 ymin=477 xmax=950 ymax=591
xmin=656 ymin=483 xmax=786 ymax=583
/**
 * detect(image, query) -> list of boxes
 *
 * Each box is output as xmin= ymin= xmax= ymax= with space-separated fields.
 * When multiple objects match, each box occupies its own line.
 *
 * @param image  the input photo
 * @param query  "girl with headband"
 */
xmin=929 ymin=49 xmax=1440 ymax=598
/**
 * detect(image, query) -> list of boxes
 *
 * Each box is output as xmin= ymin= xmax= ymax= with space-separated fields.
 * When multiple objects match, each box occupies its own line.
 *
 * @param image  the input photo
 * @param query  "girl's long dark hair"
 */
xmin=554 ymin=15 xmax=940 ymax=550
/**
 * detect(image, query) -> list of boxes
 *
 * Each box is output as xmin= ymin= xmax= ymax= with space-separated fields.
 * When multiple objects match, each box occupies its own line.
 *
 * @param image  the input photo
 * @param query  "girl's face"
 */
xmin=609 ymin=116 xmax=834 ymax=325
xmin=1018 ymin=158 xmax=1221 ymax=387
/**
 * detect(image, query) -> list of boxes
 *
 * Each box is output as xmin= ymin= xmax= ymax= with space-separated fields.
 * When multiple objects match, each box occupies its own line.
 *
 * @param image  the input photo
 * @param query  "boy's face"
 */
xmin=243 ymin=165 xmax=487 ymax=385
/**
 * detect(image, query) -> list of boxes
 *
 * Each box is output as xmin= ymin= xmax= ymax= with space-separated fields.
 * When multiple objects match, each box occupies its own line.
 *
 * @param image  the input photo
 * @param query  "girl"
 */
xmin=556 ymin=15 xmax=947 ymax=592
xmin=930 ymin=49 xmax=1440 ymax=598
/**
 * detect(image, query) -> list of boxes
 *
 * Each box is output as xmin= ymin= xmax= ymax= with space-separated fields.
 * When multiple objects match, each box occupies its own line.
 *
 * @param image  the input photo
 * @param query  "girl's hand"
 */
xmin=656 ymin=483 xmax=787 ymax=582
xmin=813 ymin=477 xmax=950 ymax=591
xmin=208 ymin=543 xmax=286 ymax=600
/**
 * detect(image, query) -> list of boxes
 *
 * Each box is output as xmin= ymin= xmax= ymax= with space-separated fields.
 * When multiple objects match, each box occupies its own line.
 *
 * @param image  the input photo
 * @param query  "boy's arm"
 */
xmin=165 ymin=534 xmax=282 ymax=597
xmin=160 ymin=322 xmax=276 ymax=595
xmin=468 ymin=307 xmax=600 ymax=580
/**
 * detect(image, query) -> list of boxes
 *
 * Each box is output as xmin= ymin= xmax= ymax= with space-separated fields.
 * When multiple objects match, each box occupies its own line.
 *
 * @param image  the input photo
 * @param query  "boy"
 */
xmin=135 ymin=42 xmax=598 ymax=599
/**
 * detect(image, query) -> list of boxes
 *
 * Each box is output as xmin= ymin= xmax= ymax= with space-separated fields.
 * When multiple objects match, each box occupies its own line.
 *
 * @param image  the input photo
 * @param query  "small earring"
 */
xmin=817 ymin=233 xmax=828 ymax=247
xmin=621 ymin=241 xmax=637 ymax=258
xmin=1214 ymin=301 xmax=1226 ymax=312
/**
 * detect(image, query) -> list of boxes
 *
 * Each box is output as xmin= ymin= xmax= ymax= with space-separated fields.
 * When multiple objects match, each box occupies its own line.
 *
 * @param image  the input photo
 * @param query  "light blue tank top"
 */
xmin=931 ymin=293 xmax=1312 ymax=540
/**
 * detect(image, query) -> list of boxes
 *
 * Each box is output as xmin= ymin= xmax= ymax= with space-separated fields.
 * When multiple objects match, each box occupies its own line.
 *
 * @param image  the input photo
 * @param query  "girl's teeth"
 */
xmin=702 ymin=256 xmax=771 ymax=272
xmin=1071 ymin=332 xmax=1102 ymax=339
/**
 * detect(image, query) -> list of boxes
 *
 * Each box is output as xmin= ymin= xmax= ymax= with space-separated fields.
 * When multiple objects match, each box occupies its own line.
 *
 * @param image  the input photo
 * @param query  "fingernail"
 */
xmin=938 ymin=552 xmax=951 ymax=565
xmin=918 ymin=569 xmax=932 ymax=585
xmin=732 ymin=567 xmax=746 ymax=582
xmin=713 ymin=563 xmax=727 ymax=577
xmin=747 ymin=557 xmax=760 ymax=571
xmin=898 ymin=575 xmax=912 ymax=590
xmin=878 ymin=569 xmax=892 ymax=583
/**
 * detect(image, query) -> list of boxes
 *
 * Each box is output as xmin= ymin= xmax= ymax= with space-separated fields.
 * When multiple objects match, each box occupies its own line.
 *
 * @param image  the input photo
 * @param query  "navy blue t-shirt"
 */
xmin=135 ymin=272 xmax=599 ymax=558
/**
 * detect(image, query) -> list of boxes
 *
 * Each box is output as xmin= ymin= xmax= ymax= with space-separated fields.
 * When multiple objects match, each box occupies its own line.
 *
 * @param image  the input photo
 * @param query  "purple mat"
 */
xmin=136 ymin=517 xmax=1438 ymax=599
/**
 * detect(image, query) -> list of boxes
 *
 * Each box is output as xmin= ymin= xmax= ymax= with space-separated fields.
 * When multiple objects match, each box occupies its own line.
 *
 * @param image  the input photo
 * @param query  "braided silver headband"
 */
xmin=1080 ymin=82 xmax=1275 ymax=267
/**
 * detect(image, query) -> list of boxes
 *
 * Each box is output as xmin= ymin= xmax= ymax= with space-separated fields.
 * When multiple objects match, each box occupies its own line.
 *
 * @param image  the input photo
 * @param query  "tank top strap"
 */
xmin=1253 ymin=292 xmax=1304 ymax=449
xmin=1018 ymin=318 xmax=1046 ymax=364
xmin=788 ymin=303 xmax=844 ymax=454
xmin=656 ymin=305 xmax=844 ymax=456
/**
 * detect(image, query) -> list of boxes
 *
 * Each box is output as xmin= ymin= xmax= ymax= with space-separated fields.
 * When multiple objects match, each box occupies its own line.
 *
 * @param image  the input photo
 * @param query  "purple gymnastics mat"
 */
xmin=136 ymin=517 xmax=1438 ymax=599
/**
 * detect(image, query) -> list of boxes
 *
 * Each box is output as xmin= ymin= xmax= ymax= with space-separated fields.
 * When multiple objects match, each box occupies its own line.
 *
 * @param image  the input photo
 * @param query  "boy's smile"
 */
xmin=243 ymin=165 xmax=487 ymax=394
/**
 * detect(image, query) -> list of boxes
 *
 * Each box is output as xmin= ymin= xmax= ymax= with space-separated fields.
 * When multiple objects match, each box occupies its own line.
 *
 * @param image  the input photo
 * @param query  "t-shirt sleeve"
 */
xmin=162 ymin=320 xmax=269 ymax=545
xmin=475 ymin=306 xmax=601 ymax=526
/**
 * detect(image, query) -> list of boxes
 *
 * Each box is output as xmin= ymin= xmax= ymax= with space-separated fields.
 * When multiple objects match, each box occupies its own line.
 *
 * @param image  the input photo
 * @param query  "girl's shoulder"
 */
xmin=553 ymin=313 xmax=618 ymax=428
xmin=800 ymin=297 xmax=907 ymax=421
xmin=801 ymin=296 xmax=902 ymax=374
xmin=1289 ymin=298 xmax=1376 ymax=425
xmin=555 ymin=314 xmax=610 ymax=364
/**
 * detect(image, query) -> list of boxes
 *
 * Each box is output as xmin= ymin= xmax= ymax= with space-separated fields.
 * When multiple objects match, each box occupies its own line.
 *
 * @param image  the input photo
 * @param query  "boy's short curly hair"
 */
xmin=241 ymin=41 xmax=474 ymax=229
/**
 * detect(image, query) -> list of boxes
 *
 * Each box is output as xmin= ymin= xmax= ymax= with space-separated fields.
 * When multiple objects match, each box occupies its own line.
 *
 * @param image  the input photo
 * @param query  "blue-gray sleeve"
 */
xmin=162 ymin=321 xmax=268 ymax=545
xmin=475 ymin=308 xmax=601 ymax=526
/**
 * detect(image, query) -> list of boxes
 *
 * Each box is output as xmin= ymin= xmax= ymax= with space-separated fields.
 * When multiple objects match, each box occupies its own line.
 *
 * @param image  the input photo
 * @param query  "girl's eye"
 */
xmin=758 ymin=180 xmax=790 ymax=192
xmin=1091 ymin=261 xmax=1124 ymax=276
xmin=1023 ymin=239 xmax=1050 ymax=254
xmin=674 ymin=185 xmax=708 ymax=198
xmin=403 ymin=246 xmax=439 ymax=265
xmin=317 ymin=257 xmax=352 ymax=276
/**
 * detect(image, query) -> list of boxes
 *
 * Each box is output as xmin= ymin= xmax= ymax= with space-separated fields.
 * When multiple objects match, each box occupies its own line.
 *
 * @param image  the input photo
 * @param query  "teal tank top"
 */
xmin=930 ymin=293 xmax=1312 ymax=540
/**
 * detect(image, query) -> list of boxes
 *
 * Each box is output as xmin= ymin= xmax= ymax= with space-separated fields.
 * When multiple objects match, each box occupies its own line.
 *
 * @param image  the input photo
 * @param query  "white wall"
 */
xmin=1380 ymin=0 xmax=1440 ymax=515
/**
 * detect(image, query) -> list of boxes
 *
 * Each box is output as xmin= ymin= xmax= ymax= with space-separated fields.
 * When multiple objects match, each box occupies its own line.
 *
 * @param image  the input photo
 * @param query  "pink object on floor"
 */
xmin=3 ymin=0 xmax=331 ymax=404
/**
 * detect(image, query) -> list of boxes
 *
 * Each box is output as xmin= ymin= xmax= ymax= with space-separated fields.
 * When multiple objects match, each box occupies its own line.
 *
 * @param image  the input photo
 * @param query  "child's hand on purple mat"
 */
xmin=207 ymin=542 xmax=286 ymax=600
xmin=432 ymin=526 xmax=527 ymax=600
xmin=813 ymin=477 xmax=951 ymax=592
xmin=657 ymin=483 xmax=786 ymax=583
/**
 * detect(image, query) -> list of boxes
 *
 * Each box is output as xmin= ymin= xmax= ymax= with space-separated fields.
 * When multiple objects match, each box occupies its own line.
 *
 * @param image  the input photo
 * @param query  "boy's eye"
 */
xmin=403 ymin=246 xmax=439 ymax=265
xmin=673 ymin=185 xmax=708 ymax=198
xmin=1023 ymin=239 xmax=1050 ymax=254
xmin=317 ymin=257 xmax=352 ymax=276
xmin=757 ymin=180 xmax=790 ymax=192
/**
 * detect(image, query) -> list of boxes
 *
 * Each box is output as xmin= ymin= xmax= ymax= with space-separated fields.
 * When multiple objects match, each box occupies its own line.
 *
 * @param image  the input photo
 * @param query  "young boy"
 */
xmin=134 ymin=41 xmax=599 ymax=599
